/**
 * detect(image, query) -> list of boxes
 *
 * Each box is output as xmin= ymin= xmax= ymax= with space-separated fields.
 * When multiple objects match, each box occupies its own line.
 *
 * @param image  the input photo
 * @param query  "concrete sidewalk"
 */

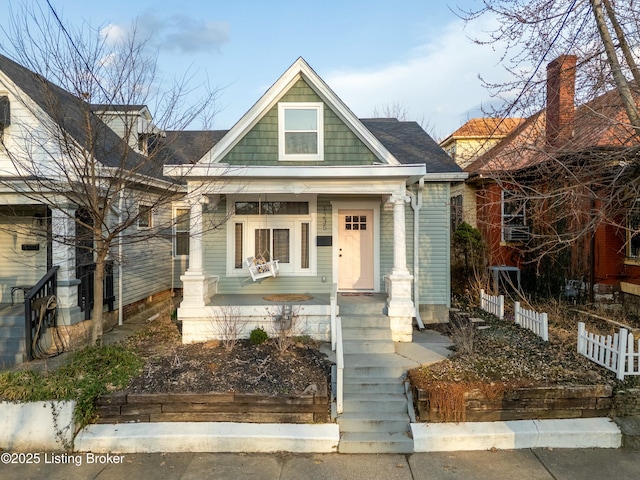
xmin=1 ymin=449 xmax=639 ymax=479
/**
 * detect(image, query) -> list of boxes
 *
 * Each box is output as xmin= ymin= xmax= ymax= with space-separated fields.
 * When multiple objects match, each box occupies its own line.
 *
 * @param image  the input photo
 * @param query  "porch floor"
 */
xmin=204 ymin=292 xmax=388 ymax=308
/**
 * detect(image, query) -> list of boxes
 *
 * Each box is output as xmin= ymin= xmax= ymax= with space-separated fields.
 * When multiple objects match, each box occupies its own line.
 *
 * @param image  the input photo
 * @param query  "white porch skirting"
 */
xmin=179 ymin=304 xmax=332 ymax=344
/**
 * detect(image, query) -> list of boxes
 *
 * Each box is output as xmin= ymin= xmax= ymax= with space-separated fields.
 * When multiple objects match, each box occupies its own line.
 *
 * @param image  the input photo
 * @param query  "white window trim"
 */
xmin=137 ymin=203 xmax=153 ymax=229
xmin=501 ymin=189 xmax=526 ymax=243
xmin=278 ymin=102 xmax=324 ymax=161
xmin=226 ymin=194 xmax=317 ymax=276
xmin=172 ymin=204 xmax=190 ymax=258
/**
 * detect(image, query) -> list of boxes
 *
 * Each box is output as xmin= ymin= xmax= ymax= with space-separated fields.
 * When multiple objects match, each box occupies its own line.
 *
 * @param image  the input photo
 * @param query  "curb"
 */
xmin=411 ymin=418 xmax=621 ymax=452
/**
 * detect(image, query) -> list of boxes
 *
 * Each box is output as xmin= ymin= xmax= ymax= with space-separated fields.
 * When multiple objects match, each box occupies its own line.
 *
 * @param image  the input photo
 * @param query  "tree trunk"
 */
xmin=590 ymin=0 xmax=640 ymax=139
xmin=90 ymin=234 xmax=106 ymax=345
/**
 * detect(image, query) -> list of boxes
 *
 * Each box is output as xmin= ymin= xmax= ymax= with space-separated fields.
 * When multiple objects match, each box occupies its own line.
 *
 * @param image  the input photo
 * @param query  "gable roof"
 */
xmin=197 ymin=57 xmax=401 ymax=166
xmin=361 ymin=118 xmax=462 ymax=173
xmin=0 ymin=53 xmax=163 ymax=179
xmin=467 ymin=86 xmax=640 ymax=176
xmin=442 ymin=117 xmax=525 ymax=143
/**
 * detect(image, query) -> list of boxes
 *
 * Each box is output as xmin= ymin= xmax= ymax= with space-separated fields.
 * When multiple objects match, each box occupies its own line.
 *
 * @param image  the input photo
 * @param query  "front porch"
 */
xmin=179 ymin=291 xmax=393 ymax=344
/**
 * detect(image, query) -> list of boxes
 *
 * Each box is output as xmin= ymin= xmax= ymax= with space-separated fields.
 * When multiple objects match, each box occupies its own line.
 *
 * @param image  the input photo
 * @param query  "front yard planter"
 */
xmin=95 ymin=391 xmax=330 ymax=424
xmin=413 ymin=384 xmax=614 ymax=422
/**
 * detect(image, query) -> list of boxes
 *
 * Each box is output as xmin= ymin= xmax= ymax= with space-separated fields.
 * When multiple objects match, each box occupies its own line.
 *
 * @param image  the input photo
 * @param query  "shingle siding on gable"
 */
xmin=221 ymin=78 xmax=378 ymax=166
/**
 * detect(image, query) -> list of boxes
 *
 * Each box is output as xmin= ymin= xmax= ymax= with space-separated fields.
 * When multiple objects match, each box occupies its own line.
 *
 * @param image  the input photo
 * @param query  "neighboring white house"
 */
xmin=0 ymin=54 xmax=219 ymax=364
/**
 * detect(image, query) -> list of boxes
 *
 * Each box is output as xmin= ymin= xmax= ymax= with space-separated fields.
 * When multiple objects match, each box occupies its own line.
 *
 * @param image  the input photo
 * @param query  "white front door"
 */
xmin=338 ymin=209 xmax=374 ymax=290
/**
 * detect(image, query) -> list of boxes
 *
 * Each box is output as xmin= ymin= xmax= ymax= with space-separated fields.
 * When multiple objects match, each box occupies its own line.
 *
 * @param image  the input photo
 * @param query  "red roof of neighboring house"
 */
xmin=467 ymin=87 xmax=640 ymax=175
xmin=447 ymin=117 xmax=525 ymax=139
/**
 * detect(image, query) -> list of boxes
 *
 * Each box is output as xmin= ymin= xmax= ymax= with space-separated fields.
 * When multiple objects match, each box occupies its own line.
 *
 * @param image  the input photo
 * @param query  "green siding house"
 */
xmin=164 ymin=58 xmax=466 ymax=343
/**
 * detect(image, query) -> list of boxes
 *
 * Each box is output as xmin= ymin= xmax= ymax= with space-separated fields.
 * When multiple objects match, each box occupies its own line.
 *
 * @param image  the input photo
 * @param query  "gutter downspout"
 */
xmin=408 ymin=177 xmax=425 ymax=330
xmin=118 ymin=189 xmax=124 ymax=326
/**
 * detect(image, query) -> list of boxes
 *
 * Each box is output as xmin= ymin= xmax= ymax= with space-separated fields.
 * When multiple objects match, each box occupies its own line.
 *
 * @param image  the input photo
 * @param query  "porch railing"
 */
xmin=24 ymin=266 xmax=59 ymax=361
xmin=77 ymin=261 xmax=116 ymax=320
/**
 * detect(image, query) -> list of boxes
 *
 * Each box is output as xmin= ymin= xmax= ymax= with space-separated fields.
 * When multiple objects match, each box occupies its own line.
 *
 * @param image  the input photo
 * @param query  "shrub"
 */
xmin=249 ymin=326 xmax=268 ymax=345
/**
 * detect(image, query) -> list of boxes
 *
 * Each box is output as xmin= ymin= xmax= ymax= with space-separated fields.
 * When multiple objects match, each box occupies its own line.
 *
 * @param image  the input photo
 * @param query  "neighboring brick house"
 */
xmin=465 ymin=55 xmax=640 ymax=302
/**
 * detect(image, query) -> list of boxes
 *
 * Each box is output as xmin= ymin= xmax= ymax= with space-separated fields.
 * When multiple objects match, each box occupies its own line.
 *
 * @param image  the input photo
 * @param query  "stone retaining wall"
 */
xmin=414 ymin=385 xmax=614 ymax=422
xmin=95 ymin=392 xmax=330 ymax=424
xmin=611 ymin=387 xmax=640 ymax=417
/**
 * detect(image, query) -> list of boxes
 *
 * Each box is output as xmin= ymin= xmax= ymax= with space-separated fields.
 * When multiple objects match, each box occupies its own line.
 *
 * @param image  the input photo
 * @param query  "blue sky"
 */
xmin=2 ymin=0 xmax=510 ymax=140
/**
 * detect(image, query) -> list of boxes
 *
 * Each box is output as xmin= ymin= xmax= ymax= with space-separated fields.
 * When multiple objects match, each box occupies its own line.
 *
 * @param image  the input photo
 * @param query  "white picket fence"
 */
xmin=480 ymin=289 xmax=504 ymax=319
xmin=514 ymin=301 xmax=548 ymax=341
xmin=577 ymin=322 xmax=640 ymax=380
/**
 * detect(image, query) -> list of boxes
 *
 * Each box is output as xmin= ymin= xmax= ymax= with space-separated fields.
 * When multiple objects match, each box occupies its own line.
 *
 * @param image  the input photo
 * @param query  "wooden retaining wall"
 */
xmin=95 ymin=392 xmax=330 ymax=424
xmin=414 ymin=385 xmax=614 ymax=422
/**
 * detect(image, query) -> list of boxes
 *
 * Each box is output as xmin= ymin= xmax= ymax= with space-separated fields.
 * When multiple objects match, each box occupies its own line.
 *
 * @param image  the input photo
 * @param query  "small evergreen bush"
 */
xmin=249 ymin=326 xmax=268 ymax=345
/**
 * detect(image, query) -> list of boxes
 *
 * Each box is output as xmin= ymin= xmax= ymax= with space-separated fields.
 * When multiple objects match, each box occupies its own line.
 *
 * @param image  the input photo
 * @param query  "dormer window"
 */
xmin=138 ymin=133 xmax=159 ymax=155
xmin=278 ymin=102 xmax=323 ymax=161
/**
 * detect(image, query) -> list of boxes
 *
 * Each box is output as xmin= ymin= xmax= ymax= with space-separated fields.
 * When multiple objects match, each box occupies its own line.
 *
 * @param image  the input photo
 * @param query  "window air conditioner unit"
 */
xmin=504 ymin=225 xmax=530 ymax=242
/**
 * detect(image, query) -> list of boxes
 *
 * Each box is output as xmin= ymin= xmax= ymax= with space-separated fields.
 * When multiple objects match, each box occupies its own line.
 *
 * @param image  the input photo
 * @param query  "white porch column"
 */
xmin=180 ymin=194 xmax=218 ymax=309
xmin=51 ymin=207 xmax=81 ymax=325
xmin=187 ymin=196 xmax=205 ymax=274
xmin=384 ymin=194 xmax=414 ymax=342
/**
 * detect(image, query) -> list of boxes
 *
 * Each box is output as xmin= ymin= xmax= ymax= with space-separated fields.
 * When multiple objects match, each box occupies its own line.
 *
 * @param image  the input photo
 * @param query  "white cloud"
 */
xmin=101 ymin=24 xmax=128 ymax=45
xmin=102 ymin=11 xmax=229 ymax=54
xmin=325 ymin=17 xmax=512 ymax=139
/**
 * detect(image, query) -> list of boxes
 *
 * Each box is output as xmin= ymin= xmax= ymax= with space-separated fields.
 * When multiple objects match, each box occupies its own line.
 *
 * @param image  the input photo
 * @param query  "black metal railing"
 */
xmin=77 ymin=261 xmax=115 ymax=320
xmin=24 ymin=266 xmax=59 ymax=361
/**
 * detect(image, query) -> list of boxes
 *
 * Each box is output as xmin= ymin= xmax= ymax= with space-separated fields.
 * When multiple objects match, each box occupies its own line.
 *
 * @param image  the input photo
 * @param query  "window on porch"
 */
xmin=230 ymin=197 xmax=315 ymax=276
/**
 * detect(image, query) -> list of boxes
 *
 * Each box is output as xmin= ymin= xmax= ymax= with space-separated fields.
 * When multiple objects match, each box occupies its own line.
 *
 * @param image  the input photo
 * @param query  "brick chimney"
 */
xmin=546 ymin=55 xmax=577 ymax=147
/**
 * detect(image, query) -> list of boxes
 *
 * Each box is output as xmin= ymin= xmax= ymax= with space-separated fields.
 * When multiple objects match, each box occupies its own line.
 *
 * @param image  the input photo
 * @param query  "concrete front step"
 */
xmin=342 ymin=340 xmax=395 ymax=354
xmin=338 ymin=300 xmax=386 ymax=316
xmin=342 ymin=327 xmax=392 ymax=341
xmin=0 ymin=316 xmax=25 ymax=327
xmin=343 ymin=395 xmax=408 ymax=413
xmin=339 ymin=431 xmax=414 ymax=454
xmin=0 ymin=353 xmax=26 ymax=367
xmin=343 ymin=380 xmax=404 ymax=395
xmin=0 ymin=337 xmax=27 ymax=352
xmin=338 ymin=412 xmax=410 ymax=433
xmin=341 ymin=314 xmax=390 ymax=328
xmin=0 ymin=325 xmax=27 ymax=338
xmin=344 ymin=365 xmax=407 ymax=378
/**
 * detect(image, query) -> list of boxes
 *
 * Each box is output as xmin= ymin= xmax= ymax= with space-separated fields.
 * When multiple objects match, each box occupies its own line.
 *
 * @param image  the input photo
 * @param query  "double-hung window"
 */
xmin=278 ymin=102 xmax=324 ymax=161
xmin=229 ymin=195 xmax=316 ymax=276
xmin=173 ymin=207 xmax=190 ymax=256
xmin=502 ymin=189 xmax=529 ymax=243
xmin=138 ymin=203 xmax=152 ymax=229
xmin=627 ymin=206 xmax=640 ymax=260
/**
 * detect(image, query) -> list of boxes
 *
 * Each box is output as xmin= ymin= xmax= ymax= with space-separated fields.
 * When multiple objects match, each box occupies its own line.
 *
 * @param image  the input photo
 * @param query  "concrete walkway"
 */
xmin=2 ymin=449 xmax=640 ymax=479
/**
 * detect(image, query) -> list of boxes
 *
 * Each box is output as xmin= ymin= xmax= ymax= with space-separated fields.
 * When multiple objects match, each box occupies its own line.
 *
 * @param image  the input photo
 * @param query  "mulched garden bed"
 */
xmin=123 ymin=315 xmax=333 ymax=397
xmin=408 ymin=309 xmax=622 ymax=422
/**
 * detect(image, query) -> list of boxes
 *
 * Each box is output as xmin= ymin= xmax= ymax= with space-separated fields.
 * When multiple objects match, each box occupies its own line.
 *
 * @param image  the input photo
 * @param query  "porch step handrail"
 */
xmin=330 ymin=283 xmax=344 ymax=414
xmin=24 ymin=266 xmax=59 ymax=361
xmin=330 ymin=283 xmax=338 ymax=350
xmin=336 ymin=313 xmax=344 ymax=415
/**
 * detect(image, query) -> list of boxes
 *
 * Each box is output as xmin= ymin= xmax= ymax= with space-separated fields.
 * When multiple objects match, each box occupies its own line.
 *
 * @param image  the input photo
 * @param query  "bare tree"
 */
xmin=372 ymin=101 xmax=438 ymax=139
xmin=459 ymin=1 xmax=640 ymax=292
xmin=0 ymin=3 xmax=218 ymax=344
